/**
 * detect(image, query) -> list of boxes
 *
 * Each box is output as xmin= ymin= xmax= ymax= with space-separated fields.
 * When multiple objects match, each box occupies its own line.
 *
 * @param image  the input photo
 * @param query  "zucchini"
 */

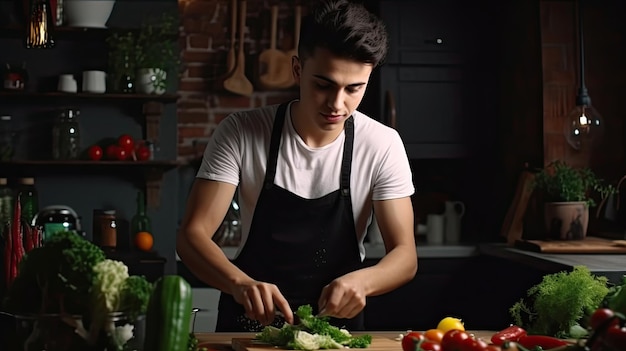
xmin=144 ymin=275 xmax=193 ymax=351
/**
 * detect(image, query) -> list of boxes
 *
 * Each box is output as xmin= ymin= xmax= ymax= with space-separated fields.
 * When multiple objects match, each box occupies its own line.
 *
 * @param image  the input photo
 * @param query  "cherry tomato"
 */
xmin=118 ymin=134 xmax=135 ymax=153
xmin=441 ymin=329 xmax=470 ymax=351
xmin=589 ymin=308 xmax=616 ymax=330
xmin=401 ymin=331 xmax=425 ymax=351
xmin=424 ymin=329 xmax=444 ymax=343
xmin=462 ymin=337 xmax=489 ymax=351
xmin=106 ymin=144 xmax=120 ymax=159
xmin=420 ymin=340 xmax=442 ymax=351
xmin=604 ymin=324 xmax=626 ymax=350
xmin=87 ymin=145 xmax=102 ymax=161
xmin=115 ymin=147 xmax=128 ymax=161
xmin=136 ymin=145 xmax=151 ymax=161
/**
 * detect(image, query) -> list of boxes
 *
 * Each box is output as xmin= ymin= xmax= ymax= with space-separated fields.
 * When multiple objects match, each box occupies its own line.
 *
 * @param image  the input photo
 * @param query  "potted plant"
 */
xmin=134 ymin=12 xmax=181 ymax=95
xmin=533 ymin=160 xmax=614 ymax=240
xmin=106 ymin=30 xmax=137 ymax=93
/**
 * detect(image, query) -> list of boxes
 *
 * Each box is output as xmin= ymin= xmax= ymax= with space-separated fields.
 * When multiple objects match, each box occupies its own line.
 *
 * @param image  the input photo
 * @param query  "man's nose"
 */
xmin=326 ymin=89 xmax=344 ymax=111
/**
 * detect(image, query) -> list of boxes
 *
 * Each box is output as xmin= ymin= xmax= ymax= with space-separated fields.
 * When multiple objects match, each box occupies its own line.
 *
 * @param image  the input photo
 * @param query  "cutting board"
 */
xmin=232 ymin=335 xmax=400 ymax=351
xmin=515 ymin=236 xmax=626 ymax=253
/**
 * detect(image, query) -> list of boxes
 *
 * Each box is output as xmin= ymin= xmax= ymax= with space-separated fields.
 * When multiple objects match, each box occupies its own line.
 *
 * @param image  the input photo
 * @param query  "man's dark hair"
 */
xmin=298 ymin=0 xmax=388 ymax=66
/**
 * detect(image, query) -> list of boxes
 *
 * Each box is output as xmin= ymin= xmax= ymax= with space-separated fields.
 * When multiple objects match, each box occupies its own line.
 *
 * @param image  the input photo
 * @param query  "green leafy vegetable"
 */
xmin=256 ymin=304 xmax=372 ymax=350
xmin=509 ymin=265 xmax=609 ymax=338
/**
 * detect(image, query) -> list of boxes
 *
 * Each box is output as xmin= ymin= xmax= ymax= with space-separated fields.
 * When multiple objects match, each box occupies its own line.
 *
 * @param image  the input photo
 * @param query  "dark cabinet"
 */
xmin=378 ymin=0 xmax=493 ymax=159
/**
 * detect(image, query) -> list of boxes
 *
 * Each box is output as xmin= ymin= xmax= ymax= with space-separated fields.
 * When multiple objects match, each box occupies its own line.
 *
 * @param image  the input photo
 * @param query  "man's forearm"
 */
xmin=356 ymin=243 xmax=417 ymax=297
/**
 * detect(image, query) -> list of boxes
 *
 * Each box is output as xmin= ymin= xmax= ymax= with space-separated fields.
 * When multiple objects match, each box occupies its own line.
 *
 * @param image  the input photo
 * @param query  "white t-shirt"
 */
xmin=196 ymin=101 xmax=415 ymax=260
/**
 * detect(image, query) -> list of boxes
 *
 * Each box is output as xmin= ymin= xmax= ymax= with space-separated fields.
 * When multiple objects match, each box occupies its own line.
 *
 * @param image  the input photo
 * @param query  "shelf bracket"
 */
xmin=145 ymin=169 xmax=164 ymax=209
xmin=142 ymin=101 xmax=163 ymax=144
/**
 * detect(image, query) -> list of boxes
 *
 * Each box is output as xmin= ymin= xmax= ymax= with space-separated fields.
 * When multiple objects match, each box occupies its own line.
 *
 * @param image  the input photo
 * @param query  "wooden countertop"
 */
xmin=195 ymin=331 xmax=497 ymax=350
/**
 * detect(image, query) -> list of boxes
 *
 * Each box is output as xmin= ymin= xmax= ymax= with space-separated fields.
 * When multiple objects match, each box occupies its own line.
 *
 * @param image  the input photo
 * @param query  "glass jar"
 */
xmin=0 ymin=115 xmax=16 ymax=160
xmin=52 ymin=108 xmax=80 ymax=160
xmin=93 ymin=209 xmax=117 ymax=248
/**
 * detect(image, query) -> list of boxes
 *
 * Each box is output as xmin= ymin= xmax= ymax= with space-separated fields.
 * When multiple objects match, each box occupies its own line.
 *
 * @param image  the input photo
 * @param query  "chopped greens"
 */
xmin=256 ymin=305 xmax=372 ymax=350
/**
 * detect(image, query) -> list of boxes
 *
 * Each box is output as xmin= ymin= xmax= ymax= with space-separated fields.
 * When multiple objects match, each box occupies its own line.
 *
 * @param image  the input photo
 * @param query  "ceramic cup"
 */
xmin=426 ymin=214 xmax=445 ymax=245
xmin=82 ymin=70 xmax=106 ymax=93
xmin=57 ymin=74 xmax=77 ymax=93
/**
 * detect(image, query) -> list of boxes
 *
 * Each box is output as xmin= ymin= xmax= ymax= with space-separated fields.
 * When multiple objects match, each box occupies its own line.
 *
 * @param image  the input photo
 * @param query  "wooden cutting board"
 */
xmin=515 ymin=236 xmax=626 ymax=253
xmin=232 ymin=335 xmax=401 ymax=351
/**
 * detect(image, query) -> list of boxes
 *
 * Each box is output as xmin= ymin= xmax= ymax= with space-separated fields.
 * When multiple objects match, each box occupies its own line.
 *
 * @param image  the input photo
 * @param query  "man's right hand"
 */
xmin=231 ymin=280 xmax=294 ymax=326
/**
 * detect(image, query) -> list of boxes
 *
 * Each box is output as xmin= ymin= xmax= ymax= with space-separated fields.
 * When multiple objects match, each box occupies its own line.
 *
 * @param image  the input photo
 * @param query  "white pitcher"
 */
xmin=444 ymin=201 xmax=465 ymax=244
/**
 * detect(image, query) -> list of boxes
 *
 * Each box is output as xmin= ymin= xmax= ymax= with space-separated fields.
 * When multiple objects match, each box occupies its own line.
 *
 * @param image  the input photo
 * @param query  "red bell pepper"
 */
xmin=516 ymin=334 xmax=571 ymax=349
xmin=491 ymin=325 xmax=527 ymax=346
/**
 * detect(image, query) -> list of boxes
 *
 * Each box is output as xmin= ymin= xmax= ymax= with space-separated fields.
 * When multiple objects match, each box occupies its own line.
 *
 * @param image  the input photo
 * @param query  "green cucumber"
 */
xmin=144 ymin=275 xmax=193 ymax=351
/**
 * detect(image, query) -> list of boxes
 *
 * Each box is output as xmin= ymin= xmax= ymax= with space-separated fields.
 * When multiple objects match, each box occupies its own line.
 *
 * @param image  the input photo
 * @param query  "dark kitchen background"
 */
xmin=1 ymin=1 xmax=626 ymax=330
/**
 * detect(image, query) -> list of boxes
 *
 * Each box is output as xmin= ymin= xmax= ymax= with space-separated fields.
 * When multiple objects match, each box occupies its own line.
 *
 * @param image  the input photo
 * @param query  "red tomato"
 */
xmin=461 ymin=337 xmax=489 ymax=351
xmin=87 ymin=145 xmax=102 ymax=161
xmin=115 ymin=147 xmax=128 ymax=161
xmin=441 ymin=329 xmax=470 ymax=351
xmin=106 ymin=144 xmax=120 ymax=159
xmin=402 ymin=332 xmax=425 ymax=351
xmin=136 ymin=145 xmax=151 ymax=161
xmin=589 ymin=308 xmax=616 ymax=330
xmin=604 ymin=324 xmax=626 ymax=350
xmin=485 ymin=345 xmax=502 ymax=351
xmin=420 ymin=340 xmax=442 ymax=351
xmin=118 ymin=134 xmax=135 ymax=153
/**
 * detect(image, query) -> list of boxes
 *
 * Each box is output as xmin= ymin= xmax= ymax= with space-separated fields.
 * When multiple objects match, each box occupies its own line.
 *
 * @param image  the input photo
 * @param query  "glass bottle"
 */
xmin=0 ymin=178 xmax=13 ymax=226
xmin=130 ymin=190 xmax=151 ymax=235
xmin=16 ymin=177 xmax=39 ymax=226
xmin=52 ymin=108 xmax=80 ymax=160
xmin=0 ymin=115 xmax=16 ymax=160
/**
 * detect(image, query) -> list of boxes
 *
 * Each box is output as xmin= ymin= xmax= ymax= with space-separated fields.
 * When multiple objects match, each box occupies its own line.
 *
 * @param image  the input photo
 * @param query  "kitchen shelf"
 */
xmin=0 ymin=160 xmax=181 ymax=208
xmin=0 ymin=91 xmax=179 ymax=103
xmin=0 ymin=25 xmax=132 ymax=41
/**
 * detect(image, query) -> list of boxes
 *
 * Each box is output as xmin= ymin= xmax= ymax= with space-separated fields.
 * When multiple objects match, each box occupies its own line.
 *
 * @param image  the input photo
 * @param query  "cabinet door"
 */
xmin=381 ymin=0 xmax=465 ymax=65
xmin=380 ymin=65 xmax=469 ymax=159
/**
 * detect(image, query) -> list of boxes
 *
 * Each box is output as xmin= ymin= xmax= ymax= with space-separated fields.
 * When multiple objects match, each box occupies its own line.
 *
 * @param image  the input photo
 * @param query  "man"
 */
xmin=177 ymin=0 xmax=417 ymax=332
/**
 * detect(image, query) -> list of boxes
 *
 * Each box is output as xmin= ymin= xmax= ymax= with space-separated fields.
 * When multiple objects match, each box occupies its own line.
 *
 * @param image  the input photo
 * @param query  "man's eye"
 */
xmin=346 ymin=87 xmax=359 ymax=94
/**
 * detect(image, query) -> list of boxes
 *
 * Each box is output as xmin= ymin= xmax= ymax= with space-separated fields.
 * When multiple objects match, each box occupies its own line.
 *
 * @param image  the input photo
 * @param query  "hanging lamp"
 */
xmin=25 ymin=0 xmax=55 ymax=49
xmin=564 ymin=0 xmax=603 ymax=151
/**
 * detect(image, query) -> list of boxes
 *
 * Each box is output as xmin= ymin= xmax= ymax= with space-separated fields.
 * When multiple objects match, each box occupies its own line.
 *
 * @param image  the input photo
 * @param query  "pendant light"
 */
xmin=564 ymin=0 xmax=603 ymax=151
xmin=25 ymin=0 xmax=55 ymax=49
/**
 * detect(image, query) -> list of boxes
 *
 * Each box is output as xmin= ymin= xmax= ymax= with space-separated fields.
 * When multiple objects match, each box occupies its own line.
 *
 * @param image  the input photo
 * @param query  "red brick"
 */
xmin=214 ymin=112 xmax=230 ymax=124
xmin=182 ymin=50 xmax=222 ymax=64
xmin=188 ymin=34 xmax=212 ymax=50
xmin=216 ymin=95 xmax=253 ymax=108
xmin=179 ymin=79 xmax=210 ymax=92
xmin=179 ymin=126 xmax=209 ymax=139
xmin=184 ymin=0 xmax=219 ymax=17
xmin=178 ymin=100 xmax=207 ymax=109
xmin=266 ymin=92 xmax=298 ymax=106
xmin=178 ymin=111 xmax=210 ymax=123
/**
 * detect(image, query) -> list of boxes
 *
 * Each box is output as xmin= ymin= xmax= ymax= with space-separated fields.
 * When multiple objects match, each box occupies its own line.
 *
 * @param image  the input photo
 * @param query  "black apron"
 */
xmin=215 ymin=102 xmax=364 ymax=332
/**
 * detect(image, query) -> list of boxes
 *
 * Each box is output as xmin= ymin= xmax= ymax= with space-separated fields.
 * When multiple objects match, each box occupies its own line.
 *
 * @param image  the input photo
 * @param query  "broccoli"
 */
xmin=509 ymin=265 xmax=609 ymax=338
xmin=256 ymin=304 xmax=372 ymax=349
xmin=3 ymin=230 xmax=106 ymax=315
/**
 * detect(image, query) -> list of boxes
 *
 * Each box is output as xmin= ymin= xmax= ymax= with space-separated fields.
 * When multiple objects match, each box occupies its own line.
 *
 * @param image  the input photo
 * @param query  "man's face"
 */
xmin=293 ymin=48 xmax=373 ymax=132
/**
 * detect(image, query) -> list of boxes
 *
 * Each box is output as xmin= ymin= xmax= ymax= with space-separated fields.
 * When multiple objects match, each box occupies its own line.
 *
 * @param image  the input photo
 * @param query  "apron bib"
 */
xmin=215 ymin=102 xmax=364 ymax=332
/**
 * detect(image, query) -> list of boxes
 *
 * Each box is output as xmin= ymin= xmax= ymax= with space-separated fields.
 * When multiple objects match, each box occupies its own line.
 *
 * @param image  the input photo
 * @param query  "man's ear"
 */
xmin=291 ymin=56 xmax=301 ymax=84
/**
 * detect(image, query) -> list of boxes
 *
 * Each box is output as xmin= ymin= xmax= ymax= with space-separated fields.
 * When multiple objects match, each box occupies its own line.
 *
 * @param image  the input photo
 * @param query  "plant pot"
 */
xmin=64 ymin=0 xmax=116 ymax=28
xmin=135 ymin=68 xmax=167 ymax=95
xmin=544 ymin=201 xmax=589 ymax=240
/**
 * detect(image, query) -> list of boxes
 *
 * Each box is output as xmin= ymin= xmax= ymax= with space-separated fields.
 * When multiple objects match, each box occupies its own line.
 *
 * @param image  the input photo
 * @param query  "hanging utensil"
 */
xmin=223 ymin=0 xmax=253 ymax=96
xmin=225 ymin=0 xmax=237 ymax=75
xmin=258 ymin=4 xmax=292 ymax=90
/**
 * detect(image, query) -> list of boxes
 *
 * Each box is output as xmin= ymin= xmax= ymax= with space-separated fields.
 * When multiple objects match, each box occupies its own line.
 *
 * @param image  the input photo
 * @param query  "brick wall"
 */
xmin=540 ymin=1 xmax=626 ymax=178
xmin=176 ymin=0 xmax=306 ymax=163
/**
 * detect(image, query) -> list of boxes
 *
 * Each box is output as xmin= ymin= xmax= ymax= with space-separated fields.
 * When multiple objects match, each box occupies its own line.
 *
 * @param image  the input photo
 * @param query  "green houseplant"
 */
xmin=533 ymin=160 xmax=614 ymax=240
xmin=106 ymin=31 xmax=138 ymax=93
xmin=134 ymin=12 xmax=181 ymax=94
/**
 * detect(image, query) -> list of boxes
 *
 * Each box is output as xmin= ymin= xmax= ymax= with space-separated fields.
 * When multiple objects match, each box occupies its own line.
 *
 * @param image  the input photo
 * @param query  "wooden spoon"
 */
xmin=258 ymin=4 xmax=292 ymax=90
xmin=225 ymin=0 xmax=237 ymax=75
xmin=224 ymin=0 xmax=253 ymax=96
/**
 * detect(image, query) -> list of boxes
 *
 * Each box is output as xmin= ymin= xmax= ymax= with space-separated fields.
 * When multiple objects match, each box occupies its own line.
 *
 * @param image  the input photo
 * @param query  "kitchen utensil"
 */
xmin=444 ymin=200 xmax=465 ymax=244
xmin=224 ymin=0 xmax=253 ymax=96
xmin=226 ymin=0 xmax=237 ymax=75
xmin=258 ymin=5 xmax=292 ymax=90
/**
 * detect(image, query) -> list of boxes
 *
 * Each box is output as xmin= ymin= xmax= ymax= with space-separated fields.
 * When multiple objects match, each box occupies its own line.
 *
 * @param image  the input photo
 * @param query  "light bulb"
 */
xmin=564 ymin=104 xmax=604 ymax=151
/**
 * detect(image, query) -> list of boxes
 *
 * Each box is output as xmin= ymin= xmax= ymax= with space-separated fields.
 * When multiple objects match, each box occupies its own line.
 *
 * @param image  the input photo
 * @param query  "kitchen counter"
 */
xmin=479 ymin=243 xmax=626 ymax=284
xmin=194 ymin=331 xmax=496 ymax=350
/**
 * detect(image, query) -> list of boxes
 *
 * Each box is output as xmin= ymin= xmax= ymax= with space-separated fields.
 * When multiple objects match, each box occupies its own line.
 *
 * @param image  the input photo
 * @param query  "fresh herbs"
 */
xmin=509 ymin=266 xmax=609 ymax=338
xmin=257 ymin=304 xmax=372 ymax=350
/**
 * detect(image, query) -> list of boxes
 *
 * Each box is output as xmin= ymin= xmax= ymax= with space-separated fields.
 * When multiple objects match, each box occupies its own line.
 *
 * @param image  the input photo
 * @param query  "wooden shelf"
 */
xmin=0 ymin=25 xmax=135 ymax=40
xmin=0 ymin=91 xmax=179 ymax=103
xmin=0 ymin=160 xmax=181 ymax=208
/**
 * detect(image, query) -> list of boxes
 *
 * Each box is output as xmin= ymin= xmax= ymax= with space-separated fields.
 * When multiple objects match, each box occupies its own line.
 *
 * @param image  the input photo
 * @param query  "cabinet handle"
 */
xmin=424 ymin=38 xmax=445 ymax=45
xmin=384 ymin=90 xmax=397 ymax=129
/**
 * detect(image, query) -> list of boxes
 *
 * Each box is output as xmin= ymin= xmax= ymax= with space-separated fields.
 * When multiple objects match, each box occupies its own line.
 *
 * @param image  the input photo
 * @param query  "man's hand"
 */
xmin=317 ymin=274 xmax=367 ymax=319
xmin=232 ymin=280 xmax=294 ymax=325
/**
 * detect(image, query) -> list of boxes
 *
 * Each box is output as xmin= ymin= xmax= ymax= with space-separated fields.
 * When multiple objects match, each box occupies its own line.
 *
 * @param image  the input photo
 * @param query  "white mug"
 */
xmin=58 ymin=74 xmax=77 ymax=93
xmin=82 ymin=70 xmax=106 ymax=93
xmin=426 ymin=214 xmax=445 ymax=245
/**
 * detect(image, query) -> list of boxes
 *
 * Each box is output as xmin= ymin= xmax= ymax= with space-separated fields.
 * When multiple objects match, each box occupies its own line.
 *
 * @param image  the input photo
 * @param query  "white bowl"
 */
xmin=64 ymin=0 xmax=116 ymax=28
